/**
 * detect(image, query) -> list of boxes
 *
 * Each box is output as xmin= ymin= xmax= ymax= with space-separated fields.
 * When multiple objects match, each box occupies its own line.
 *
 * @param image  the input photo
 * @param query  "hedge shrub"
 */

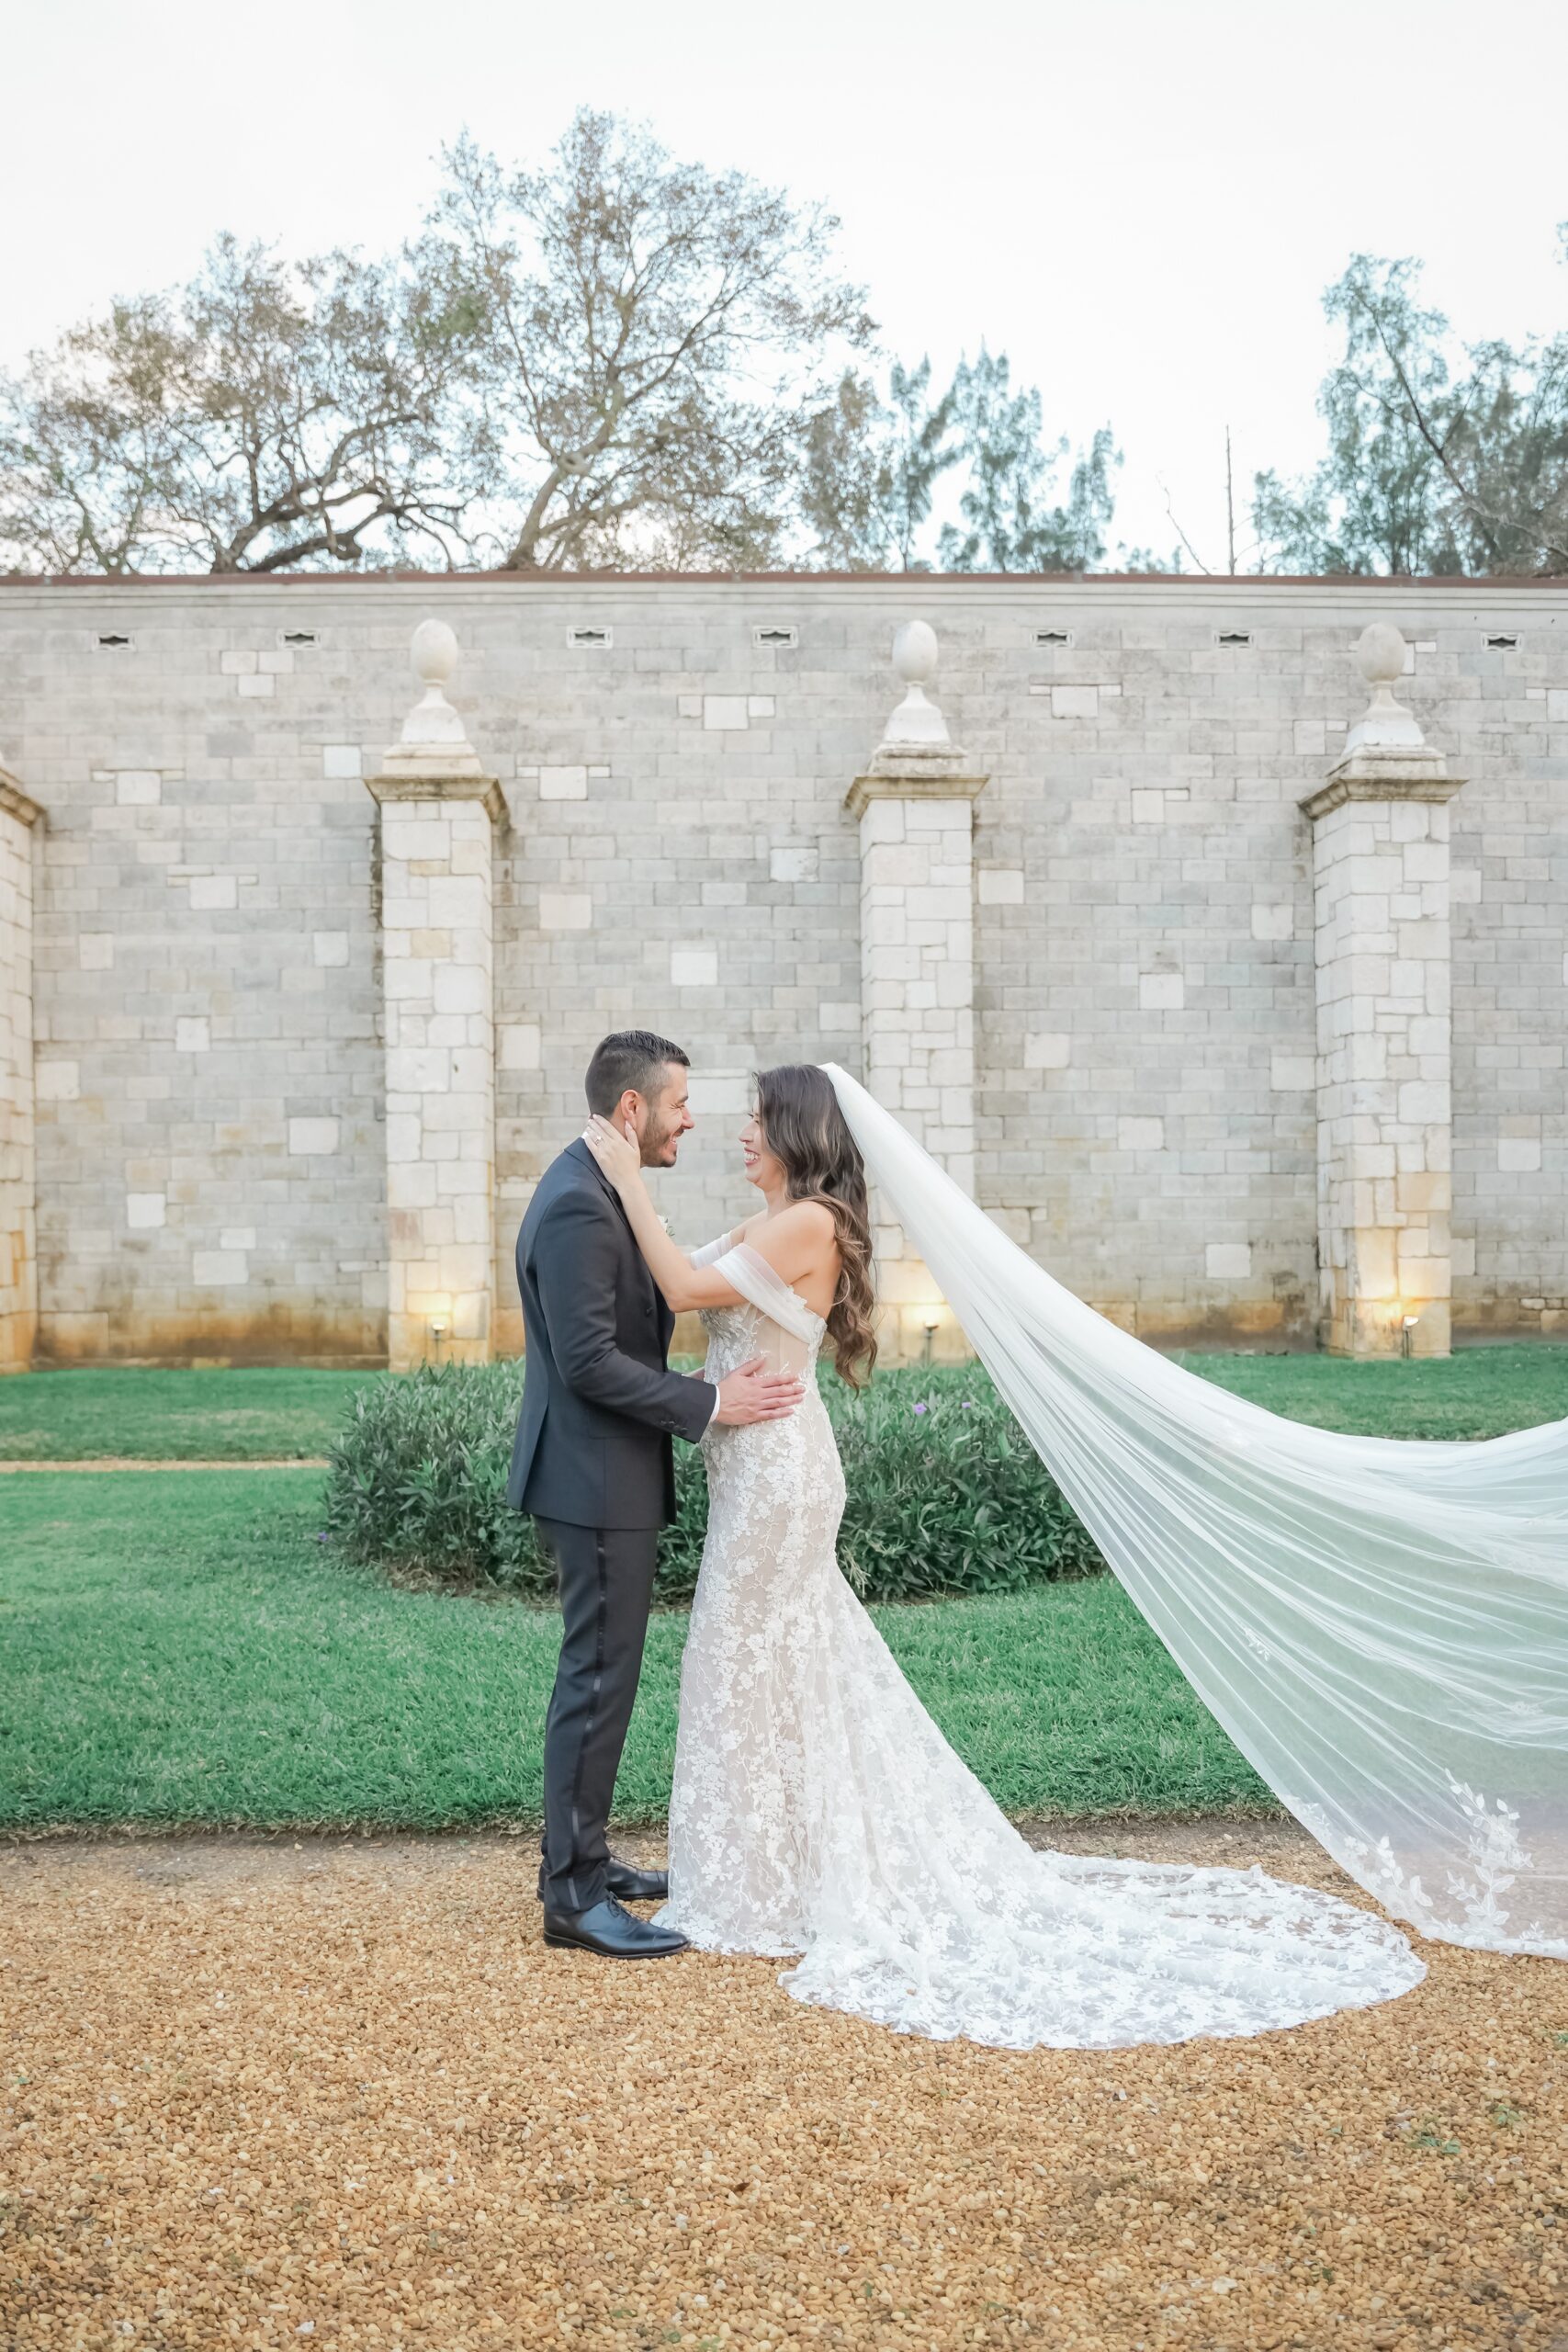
xmin=322 ymin=1359 xmax=1102 ymax=1603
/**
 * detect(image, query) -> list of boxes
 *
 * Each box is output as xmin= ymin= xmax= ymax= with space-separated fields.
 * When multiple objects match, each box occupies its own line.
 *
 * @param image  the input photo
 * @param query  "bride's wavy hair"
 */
xmin=753 ymin=1065 xmax=877 ymax=1388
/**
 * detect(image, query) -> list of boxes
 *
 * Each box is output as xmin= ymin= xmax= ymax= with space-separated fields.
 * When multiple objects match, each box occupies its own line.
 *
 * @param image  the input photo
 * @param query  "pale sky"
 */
xmin=6 ymin=0 xmax=1566 ymax=570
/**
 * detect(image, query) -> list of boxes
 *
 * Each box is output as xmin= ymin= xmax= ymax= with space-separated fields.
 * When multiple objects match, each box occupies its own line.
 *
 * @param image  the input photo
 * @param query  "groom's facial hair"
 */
xmin=639 ymin=1064 xmax=694 ymax=1169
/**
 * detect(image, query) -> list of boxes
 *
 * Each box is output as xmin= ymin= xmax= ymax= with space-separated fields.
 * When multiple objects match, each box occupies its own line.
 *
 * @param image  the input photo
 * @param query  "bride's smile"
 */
xmin=739 ymin=1113 xmax=783 ymax=1199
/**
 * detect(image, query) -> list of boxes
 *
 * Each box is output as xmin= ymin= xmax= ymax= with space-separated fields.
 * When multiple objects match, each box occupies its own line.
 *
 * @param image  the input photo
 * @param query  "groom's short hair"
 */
xmin=586 ymin=1030 xmax=690 ymax=1115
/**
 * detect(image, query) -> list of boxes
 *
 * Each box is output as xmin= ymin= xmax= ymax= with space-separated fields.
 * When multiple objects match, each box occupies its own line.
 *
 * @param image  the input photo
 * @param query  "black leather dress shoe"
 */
xmin=604 ymin=1859 xmax=669 ymax=1903
xmin=542 ymin=1896 xmax=688 ymax=1959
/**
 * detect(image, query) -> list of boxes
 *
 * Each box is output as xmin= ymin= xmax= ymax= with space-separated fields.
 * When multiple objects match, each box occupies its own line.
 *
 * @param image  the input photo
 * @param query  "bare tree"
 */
xmin=0 ymin=234 xmax=479 ymax=574
xmin=423 ymin=111 xmax=874 ymax=571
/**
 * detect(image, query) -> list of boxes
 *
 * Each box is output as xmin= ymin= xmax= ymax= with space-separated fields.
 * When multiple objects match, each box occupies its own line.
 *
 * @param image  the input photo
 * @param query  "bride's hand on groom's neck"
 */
xmin=582 ymin=1112 xmax=721 ymax=1313
xmin=582 ymin=1114 xmax=644 ymax=1197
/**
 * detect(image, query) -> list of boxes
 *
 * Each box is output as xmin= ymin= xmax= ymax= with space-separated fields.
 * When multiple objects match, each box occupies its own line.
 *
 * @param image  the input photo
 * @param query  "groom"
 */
xmin=508 ymin=1029 xmax=805 ymax=1959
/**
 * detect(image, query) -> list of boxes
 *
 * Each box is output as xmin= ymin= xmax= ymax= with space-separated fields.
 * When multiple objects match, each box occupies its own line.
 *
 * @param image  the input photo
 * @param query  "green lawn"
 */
xmin=3 ymin=1344 xmax=1560 ymax=1464
xmin=0 ymin=1366 xmax=373 ymax=1459
xmin=2 ymin=1345 xmax=1559 ymax=1835
xmin=1175 ymin=1340 xmax=1568 ymax=1440
xmin=0 ymin=1469 xmax=1270 ymax=1833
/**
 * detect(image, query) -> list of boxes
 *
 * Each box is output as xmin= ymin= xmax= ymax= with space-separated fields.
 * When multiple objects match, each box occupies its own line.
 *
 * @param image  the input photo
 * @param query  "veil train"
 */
xmin=821 ymin=1062 xmax=1568 ymax=1960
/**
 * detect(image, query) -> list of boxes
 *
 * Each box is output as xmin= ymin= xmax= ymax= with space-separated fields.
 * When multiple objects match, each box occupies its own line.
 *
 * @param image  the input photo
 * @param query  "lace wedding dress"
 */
xmin=818 ymin=1064 xmax=1568 ymax=1965
xmin=655 ymin=1237 xmax=1425 ymax=2051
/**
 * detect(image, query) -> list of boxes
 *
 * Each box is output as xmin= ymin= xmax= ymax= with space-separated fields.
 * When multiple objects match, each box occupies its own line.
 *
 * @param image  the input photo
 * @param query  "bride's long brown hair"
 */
xmin=754 ymin=1065 xmax=877 ymax=1388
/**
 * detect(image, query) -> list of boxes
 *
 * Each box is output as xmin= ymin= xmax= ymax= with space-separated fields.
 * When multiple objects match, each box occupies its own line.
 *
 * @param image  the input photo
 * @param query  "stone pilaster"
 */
xmin=1301 ymin=623 xmax=1464 ymax=1358
xmin=0 ymin=770 xmax=41 ymax=1373
xmin=367 ymin=624 xmax=504 ymax=1373
xmin=846 ymin=624 xmax=987 ymax=1363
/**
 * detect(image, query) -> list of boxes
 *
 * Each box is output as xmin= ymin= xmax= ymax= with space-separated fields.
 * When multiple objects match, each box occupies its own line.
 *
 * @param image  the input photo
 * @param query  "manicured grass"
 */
xmin=3 ymin=1345 xmax=1556 ymax=1834
xmin=0 ymin=1367 xmax=374 ymax=1459
xmin=3 ymin=1342 xmax=1560 ymax=1464
xmin=1176 ymin=1340 xmax=1568 ymax=1441
xmin=0 ymin=1469 xmax=1270 ymax=1832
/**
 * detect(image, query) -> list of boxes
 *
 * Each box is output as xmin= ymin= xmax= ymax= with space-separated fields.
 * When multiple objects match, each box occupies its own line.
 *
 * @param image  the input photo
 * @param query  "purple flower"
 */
xmin=961 ymin=1401 xmax=975 ymax=1409
xmin=912 ymin=1402 xmax=928 ymax=1416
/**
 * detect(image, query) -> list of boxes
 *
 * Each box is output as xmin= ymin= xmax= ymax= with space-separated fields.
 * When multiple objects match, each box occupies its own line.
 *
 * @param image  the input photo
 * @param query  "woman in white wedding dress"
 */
xmin=581 ymin=1065 xmax=1425 ymax=2052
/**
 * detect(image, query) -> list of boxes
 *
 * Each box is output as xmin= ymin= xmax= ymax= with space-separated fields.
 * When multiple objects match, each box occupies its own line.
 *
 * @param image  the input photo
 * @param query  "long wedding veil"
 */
xmin=820 ymin=1062 xmax=1568 ymax=1958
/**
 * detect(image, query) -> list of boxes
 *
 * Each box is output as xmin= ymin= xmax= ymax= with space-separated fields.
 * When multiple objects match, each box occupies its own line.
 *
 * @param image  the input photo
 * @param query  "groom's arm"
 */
xmin=534 ymin=1193 xmax=716 ymax=1443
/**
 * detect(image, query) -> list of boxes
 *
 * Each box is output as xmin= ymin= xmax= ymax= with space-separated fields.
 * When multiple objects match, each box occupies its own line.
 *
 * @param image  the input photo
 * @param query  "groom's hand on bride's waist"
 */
xmin=712 ymin=1355 xmax=807 ymax=1426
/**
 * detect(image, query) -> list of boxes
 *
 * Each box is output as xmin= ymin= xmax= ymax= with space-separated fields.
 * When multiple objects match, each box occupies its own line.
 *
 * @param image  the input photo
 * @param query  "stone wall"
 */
xmin=0 ymin=770 xmax=40 ymax=1369
xmin=0 ymin=573 xmax=1562 ymax=1364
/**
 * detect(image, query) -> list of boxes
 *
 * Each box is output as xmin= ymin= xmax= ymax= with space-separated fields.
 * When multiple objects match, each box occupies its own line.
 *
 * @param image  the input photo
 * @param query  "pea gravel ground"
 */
xmin=4 ymin=1822 xmax=1565 ymax=2352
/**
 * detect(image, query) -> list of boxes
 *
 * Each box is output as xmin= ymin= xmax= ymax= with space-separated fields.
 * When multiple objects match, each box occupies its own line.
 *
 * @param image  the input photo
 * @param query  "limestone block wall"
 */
xmin=968 ymin=635 xmax=1326 ymax=1340
xmin=1306 ymin=783 xmax=1460 ymax=1355
xmin=377 ymin=793 xmax=496 ymax=1363
xmin=1451 ymin=687 xmax=1566 ymax=1332
xmin=4 ymin=607 xmax=389 ymax=1363
xmin=965 ymin=601 xmax=1566 ymax=1342
xmin=0 ymin=573 xmax=1562 ymax=1363
xmin=853 ymin=791 xmax=982 ymax=1360
xmin=363 ymin=620 xmax=507 ymax=1369
xmin=0 ymin=771 xmax=40 ymax=1370
xmin=486 ymin=605 xmax=865 ymax=1354
xmin=856 ymin=796 xmax=979 ymax=1182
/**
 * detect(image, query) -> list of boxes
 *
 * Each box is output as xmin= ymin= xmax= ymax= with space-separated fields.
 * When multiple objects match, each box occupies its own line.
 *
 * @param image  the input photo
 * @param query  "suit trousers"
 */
xmin=533 ymin=1517 xmax=660 ymax=1912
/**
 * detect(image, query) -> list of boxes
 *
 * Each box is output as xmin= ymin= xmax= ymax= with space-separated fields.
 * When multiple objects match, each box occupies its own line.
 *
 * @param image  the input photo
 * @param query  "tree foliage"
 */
xmin=1253 ymin=243 xmax=1568 ymax=576
xmin=0 ymin=234 xmax=479 ymax=574
xmin=798 ymin=348 xmax=1118 ymax=572
xmin=423 ymin=111 xmax=874 ymax=570
xmin=938 ymin=346 xmax=1119 ymax=572
xmin=797 ymin=356 xmax=958 ymax=569
xmin=0 ymin=111 xmax=872 ymax=577
xmin=0 ymin=107 xmax=1130 ymax=577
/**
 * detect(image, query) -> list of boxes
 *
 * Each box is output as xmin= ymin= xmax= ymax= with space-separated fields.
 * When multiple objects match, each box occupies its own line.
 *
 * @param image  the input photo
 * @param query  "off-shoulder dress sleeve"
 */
xmin=709 ymin=1241 xmax=819 ymax=1375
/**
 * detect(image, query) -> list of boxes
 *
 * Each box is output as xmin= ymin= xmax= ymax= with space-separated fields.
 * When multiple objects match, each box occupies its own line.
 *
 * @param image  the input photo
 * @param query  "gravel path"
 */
xmin=3 ymin=1821 xmax=1564 ymax=2351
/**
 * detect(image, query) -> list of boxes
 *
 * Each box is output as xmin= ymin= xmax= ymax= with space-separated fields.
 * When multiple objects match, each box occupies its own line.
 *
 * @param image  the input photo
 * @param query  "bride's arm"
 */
xmin=581 ymin=1116 xmax=746 ymax=1311
xmin=581 ymin=1117 xmax=834 ymax=1315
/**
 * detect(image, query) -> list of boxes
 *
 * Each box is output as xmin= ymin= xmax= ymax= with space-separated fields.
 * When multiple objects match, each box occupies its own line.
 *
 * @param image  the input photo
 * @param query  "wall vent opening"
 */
xmin=1484 ymin=632 xmax=1519 ymax=650
xmin=752 ymin=624 xmax=797 ymax=650
xmin=1215 ymin=629 xmax=1253 ymax=648
xmin=568 ymin=625 xmax=613 ymax=649
xmin=1034 ymin=628 xmax=1073 ymax=647
xmin=95 ymin=632 xmax=132 ymax=649
xmin=280 ymin=629 xmax=317 ymax=648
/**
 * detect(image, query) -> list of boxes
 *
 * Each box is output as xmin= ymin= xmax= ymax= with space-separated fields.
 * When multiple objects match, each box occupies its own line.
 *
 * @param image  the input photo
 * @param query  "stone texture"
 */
xmin=846 ymin=628 xmax=988 ymax=1361
xmin=0 ymin=575 xmax=1562 ymax=1364
xmin=0 ymin=769 xmax=41 ymax=1370
xmin=1301 ymin=627 xmax=1465 ymax=1357
xmin=367 ymin=628 xmax=501 ymax=1371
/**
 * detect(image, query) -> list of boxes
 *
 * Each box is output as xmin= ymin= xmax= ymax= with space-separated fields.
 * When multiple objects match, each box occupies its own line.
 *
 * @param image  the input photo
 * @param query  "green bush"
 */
xmin=826 ymin=1365 xmax=1102 ymax=1600
xmin=322 ymin=1358 xmax=1102 ymax=1603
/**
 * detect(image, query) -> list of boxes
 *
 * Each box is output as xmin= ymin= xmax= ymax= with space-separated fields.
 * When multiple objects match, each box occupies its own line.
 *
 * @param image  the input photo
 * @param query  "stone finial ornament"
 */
xmin=880 ymin=620 xmax=952 ymax=751
xmin=1343 ymin=621 xmax=1427 ymax=755
xmin=399 ymin=619 xmax=470 ymax=752
xmin=847 ymin=619 xmax=987 ymax=817
xmin=367 ymin=619 xmax=502 ymax=812
xmin=1302 ymin=619 xmax=1460 ymax=821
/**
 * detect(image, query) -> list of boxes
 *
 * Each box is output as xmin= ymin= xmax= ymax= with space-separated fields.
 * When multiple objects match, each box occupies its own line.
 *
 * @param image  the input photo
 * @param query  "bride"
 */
xmin=581 ymin=1064 xmax=1432 ymax=2051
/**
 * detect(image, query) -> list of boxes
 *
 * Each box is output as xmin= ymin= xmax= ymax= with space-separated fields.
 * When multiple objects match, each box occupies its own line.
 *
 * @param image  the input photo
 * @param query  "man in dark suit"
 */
xmin=509 ymin=1030 xmax=804 ymax=1959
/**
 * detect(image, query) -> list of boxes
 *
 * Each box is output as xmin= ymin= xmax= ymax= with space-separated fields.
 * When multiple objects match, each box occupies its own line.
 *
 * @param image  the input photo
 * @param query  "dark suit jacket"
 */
xmin=507 ymin=1140 xmax=716 ymax=1529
